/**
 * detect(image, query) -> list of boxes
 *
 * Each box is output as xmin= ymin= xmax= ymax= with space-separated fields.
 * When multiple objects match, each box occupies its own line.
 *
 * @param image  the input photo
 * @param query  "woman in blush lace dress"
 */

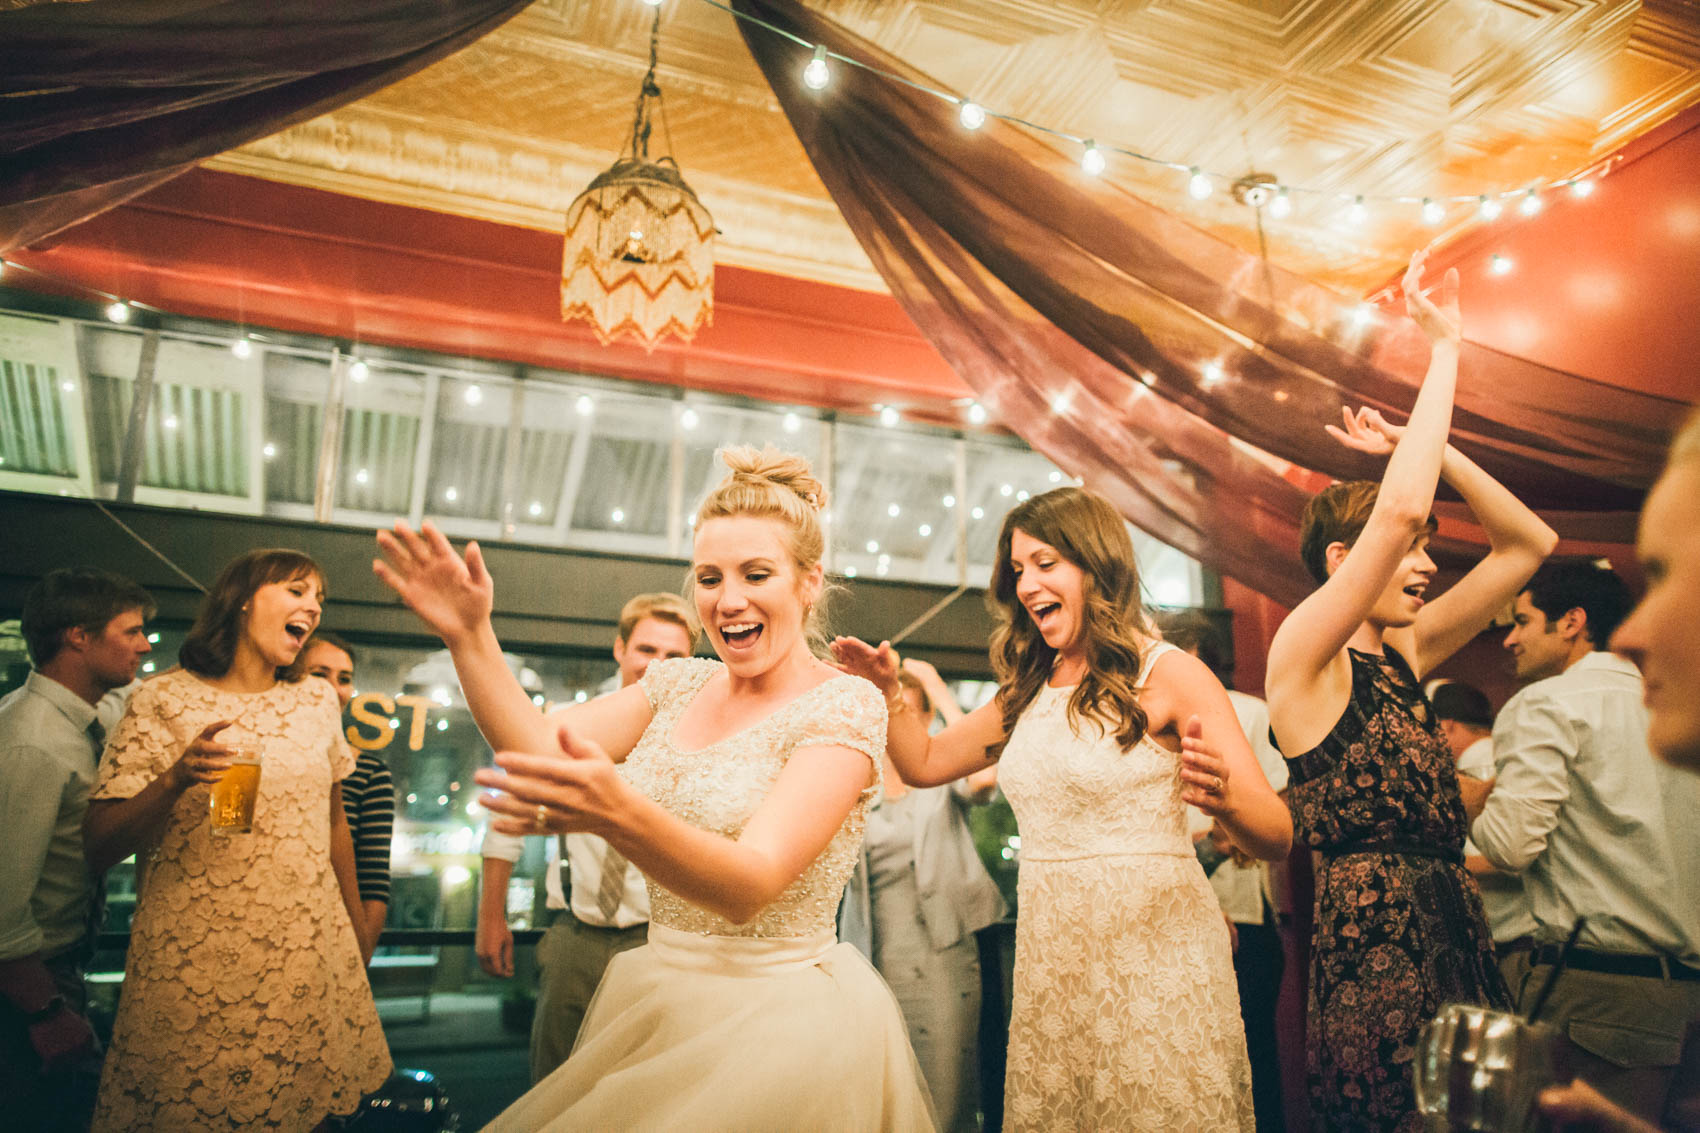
xmin=1264 ymin=255 xmax=1556 ymax=1131
xmin=374 ymin=446 xmax=934 ymax=1132
xmin=834 ymin=487 xmax=1291 ymax=1132
xmin=83 ymin=550 xmax=390 ymax=1131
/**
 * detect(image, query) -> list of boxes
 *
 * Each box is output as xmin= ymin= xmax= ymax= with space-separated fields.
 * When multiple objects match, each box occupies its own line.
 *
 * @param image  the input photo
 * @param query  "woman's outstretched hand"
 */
xmin=1326 ymin=405 xmax=1405 ymax=457
xmin=374 ymin=520 xmax=493 ymax=644
xmin=475 ymin=723 xmax=623 ymax=838
xmin=1179 ymin=716 xmax=1234 ymax=817
xmin=829 ymin=636 xmax=901 ymax=697
xmin=1402 ymin=250 xmax=1461 ymax=347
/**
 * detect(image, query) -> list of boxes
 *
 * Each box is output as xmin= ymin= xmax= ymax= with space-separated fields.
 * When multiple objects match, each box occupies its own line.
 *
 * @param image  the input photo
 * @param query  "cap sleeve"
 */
xmin=305 ymin=680 xmax=357 ymax=782
xmin=789 ymin=676 xmax=887 ymax=795
xmin=638 ymin=656 xmax=717 ymax=714
xmin=91 ymin=678 xmax=181 ymax=801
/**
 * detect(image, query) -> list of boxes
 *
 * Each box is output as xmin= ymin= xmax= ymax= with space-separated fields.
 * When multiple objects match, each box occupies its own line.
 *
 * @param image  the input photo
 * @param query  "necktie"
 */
xmin=595 ymin=841 xmax=629 ymax=922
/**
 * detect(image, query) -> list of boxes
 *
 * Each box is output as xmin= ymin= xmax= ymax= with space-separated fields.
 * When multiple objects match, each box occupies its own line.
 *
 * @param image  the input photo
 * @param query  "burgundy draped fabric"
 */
xmin=0 ymin=0 xmax=532 ymax=253
xmin=733 ymin=0 xmax=1688 ymax=605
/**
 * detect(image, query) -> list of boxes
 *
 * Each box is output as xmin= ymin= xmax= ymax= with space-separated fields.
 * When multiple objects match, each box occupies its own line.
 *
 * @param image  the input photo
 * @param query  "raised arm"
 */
xmin=375 ymin=521 xmax=652 ymax=761
xmin=1267 ymin=256 xmax=1461 ymax=691
xmin=1407 ymin=448 xmax=1556 ymax=676
xmin=831 ymin=637 xmax=1007 ymax=787
xmin=477 ymin=726 xmax=870 ymax=925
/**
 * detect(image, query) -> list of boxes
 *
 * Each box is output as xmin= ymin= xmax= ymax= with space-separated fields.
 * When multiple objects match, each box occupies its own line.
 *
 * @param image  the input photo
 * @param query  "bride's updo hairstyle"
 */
xmin=693 ymin=445 xmax=835 ymax=653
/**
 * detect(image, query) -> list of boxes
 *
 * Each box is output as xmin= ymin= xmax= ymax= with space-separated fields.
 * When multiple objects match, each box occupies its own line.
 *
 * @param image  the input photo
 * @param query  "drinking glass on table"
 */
xmin=209 ymin=746 xmax=261 ymax=834
xmin=1414 ymin=1003 xmax=1558 ymax=1131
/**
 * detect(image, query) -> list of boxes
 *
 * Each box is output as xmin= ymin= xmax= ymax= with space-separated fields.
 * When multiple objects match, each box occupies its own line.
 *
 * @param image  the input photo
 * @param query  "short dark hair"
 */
xmin=1157 ymin=609 xmax=1234 ymax=688
xmin=304 ymin=630 xmax=357 ymax=666
xmin=1521 ymin=560 xmax=1632 ymax=647
xmin=1431 ymin=681 xmax=1493 ymax=729
xmin=22 ymin=568 xmax=156 ymax=666
xmin=1298 ymin=480 xmax=1436 ymax=586
xmin=179 ymin=549 xmax=323 ymax=680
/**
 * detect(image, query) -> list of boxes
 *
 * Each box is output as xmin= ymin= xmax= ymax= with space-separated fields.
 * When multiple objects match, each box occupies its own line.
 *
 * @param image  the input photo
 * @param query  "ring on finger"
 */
xmin=532 ymin=803 xmax=550 ymax=832
xmin=1211 ymin=775 xmax=1223 ymax=794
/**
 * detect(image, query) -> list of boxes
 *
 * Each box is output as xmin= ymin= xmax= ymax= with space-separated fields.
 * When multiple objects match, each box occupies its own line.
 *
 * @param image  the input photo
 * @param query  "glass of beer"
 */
xmin=1414 ymin=1003 xmax=1557 ymax=1132
xmin=210 ymin=747 xmax=262 ymax=835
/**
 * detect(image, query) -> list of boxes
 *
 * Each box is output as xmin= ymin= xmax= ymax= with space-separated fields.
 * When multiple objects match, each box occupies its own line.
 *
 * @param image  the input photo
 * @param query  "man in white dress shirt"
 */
xmin=1471 ymin=560 xmax=1700 ymax=1123
xmin=475 ymin=593 xmax=696 ymax=1081
xmin=0 ymin=568 xmax=153 ymax=1131
xmin=1431 ymin=681 xmax=1535 ymax=984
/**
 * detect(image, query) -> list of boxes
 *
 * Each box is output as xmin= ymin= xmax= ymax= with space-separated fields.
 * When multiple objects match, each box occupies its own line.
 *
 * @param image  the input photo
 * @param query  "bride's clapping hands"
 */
xmin=374 ymin=520 xmax=493 ymax=643
xmin=475 ymin=723 xmax=625 ymax=837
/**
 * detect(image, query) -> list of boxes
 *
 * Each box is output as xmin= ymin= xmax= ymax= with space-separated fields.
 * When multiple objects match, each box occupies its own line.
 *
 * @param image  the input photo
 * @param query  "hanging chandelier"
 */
xmin=561 ymin=7 xmax=714 ymax=352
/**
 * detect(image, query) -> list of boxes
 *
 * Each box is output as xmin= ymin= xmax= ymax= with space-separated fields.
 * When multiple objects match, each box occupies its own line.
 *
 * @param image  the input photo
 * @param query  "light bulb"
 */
xmin=349 ymin=359 xmax=369 ymax=383
xmin=1351 ymin=304 xmax=1375 ymax=328
xmin=1269 ymin=189 xmax=1292 ymax=218
xmin=1080 ymin=141 xmax=1105 ymax=177
xmin=879 ymin=406 xmax=899 ymax=427
xmin=1519 ymin=190 xmax=1542 ymax=216
xmin=262 ymin=442 xmax=277 ymax=459
xmin=444 ymin=486 xmax=459 ymax=502
xmin=1478 ymin=195 xmax=1502 ymax=221
xmin=967 ymin=402 xmax=987 ymax=425
xmin=1490 ymin=254 xmax=1513 ymax=276
xmin=802 ymin=46 xmax=830 ymax=91
xmin=1348 ymin=195 xmax=1367 ymax=223
xmin=575 ymin=394 xmax=594 ymax=416
xmin=1188 ymin=168 xmax=1213 ymax=200
xmin=959 ymin=100 xmax=985 ymax=130
xmin=611 ymin=507 xmax=625 ymax=524
xmin=919 ymin=523 xmax=932 ymax=537
xmin=231 ymin=337 xmax=253 ymax=359
xmin=1201 ymin=362 xmax=1225 ymax=385
xmin=866 ymin=540 xmax=879 ymax=554
xmin=105 ymin=301 xmax=130 ymax=324
xmin=887 ymin=503 xmax=900 ymax=518
xmin=783 ymin=412 xmax=800 ymax=433
xmin=464 ymin=384 xmax=482 ymax=405
xmin=942 ymin=495 xmax=956 ymax=508
xmin=355 ymin=468 xmax=370 ymax=485
xmin=1569 ymin=178 xmax=1594 ymax=198
xmin=1422 ymin=198 xmax=1445 ymax=225
xmin=679 ymin=407 xmax=699 ymax=430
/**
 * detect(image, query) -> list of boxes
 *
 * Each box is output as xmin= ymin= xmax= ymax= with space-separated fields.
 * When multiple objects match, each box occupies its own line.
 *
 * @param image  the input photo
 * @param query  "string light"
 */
xmin=865 ymin=540 xmax=879 ymax=553
xmin=575 ymin=394 xmax=594 ymax=416
xmin=1490 ymin=254 xmax=1513 ymax=275
xmin=958 ymin=100 xmax=985 ymax=130
xmin=231 ymin=337 xmax=253 ymax=359
xmin=1268 ymin=190 xmax=1292 ymax=219
xmin=918 ymin=523 xmax=932 ymax=536
xmin=878 ymin=405 xmax=899 ymax=427
xmin=262 ymin=442 xmax=277 ymax=459
xmin=1187 ymin=167 xmax=1213 ymax=200
xmin=105 ymin=301 xmax=130 ymax=323
xmin=1519 ymin=189 xmax=1543 ymax=216
xmin=0 ymin=257 xmax=8 ymax=279
xmin=1080 ymin=141 xmax=1105 ymax=177
xmin=886 ymin=502 xmax=900 ymax=517
xmin=1348 ymin=195 xmax=1367 ymax=224
xmin=611 ymin=507 xmax=626 ymax=523
xmin=444 ymin=486 xmax=459 ymax=502
xmin=783 ymin=411 xmax=801 ymax=432
xmin=802 ymin=45 xmax=830 ymax=91
xmin=349 ymin=359 xmax=369 ymax=383
xmin=1570 ymin=178 xmax=1595 ymax=198
xmin=463 ymin=383 xmax=483 ymax=405
xmin=1478 ymin=195 xmax=1502 ymax=221
xmin=679 ymin=407 xmax=700 ymax=429
xmin=1422 ymin=198 xmax=1445 ymax=225
xmin=1201 ymin=361 xmax=1225 ymax=385
xmin=1351 ymin=304 xmax=1375 ymax=328
xmin=966 ymin=402 xmax=988 ymax=425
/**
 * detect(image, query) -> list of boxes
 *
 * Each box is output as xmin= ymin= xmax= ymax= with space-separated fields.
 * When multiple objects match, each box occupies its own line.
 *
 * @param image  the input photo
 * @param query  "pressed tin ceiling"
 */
xmin=193 ymin=0 xmax=1700 ymax=296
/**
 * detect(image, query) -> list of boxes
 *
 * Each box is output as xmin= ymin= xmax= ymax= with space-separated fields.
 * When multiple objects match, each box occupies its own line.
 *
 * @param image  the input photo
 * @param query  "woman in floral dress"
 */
xmin=1264 ymin=254 xmax=1557 ymax=1130
xmin=84 ymin=550 xmax=390 ymax=1131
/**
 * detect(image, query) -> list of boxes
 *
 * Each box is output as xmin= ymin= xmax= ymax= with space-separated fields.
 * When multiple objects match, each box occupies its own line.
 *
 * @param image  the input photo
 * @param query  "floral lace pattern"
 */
xmin=627 ymin=657 xmax=883 ymax=939
xmin=1284 ymin=647 xmax=1508 ymax=1133
xmin=89 ymin=669 xmax=391 ymax=1132
xmin=998 ymin=644 xmax=1254 ymax=1132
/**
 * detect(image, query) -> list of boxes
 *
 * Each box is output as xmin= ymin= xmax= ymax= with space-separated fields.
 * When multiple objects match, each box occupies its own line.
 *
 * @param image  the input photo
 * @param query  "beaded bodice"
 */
xmin=624 ymin=658 xmax=884 ymax=938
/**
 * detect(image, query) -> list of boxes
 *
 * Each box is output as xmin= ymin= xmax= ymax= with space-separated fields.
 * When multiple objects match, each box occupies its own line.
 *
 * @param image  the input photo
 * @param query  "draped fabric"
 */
xmin=0 ymin=0 xmax=532 ymax=253
xmin=732 ymin=0 xmax=1686 ymax=605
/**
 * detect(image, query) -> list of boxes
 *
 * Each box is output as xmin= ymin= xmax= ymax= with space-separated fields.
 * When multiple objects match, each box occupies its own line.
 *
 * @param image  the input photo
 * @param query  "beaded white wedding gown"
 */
xmin=998 ymin=643 xmax=1255 ymax=1132
xmin=485 ymin=658 xmax=936 ymax=1133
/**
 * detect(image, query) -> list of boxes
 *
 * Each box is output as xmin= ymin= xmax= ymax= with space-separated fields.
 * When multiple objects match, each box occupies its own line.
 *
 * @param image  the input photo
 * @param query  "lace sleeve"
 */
xmin=637 ymin=656 xmax=717 ymax=714
xmin=91 ymin=678 xmax=181 ymax=801
xmin=789 ymin=676 xmax=887 ymax=793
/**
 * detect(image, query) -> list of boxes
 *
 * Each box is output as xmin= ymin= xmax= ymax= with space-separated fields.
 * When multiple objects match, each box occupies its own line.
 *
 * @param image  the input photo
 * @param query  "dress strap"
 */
xmin=1135 ymin=642 xmax=1179 ymax=689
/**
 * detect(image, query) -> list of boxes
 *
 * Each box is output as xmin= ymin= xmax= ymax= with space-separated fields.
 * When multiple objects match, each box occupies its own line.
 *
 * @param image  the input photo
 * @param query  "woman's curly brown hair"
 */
xmin=986 ymin=487 xmax=1156 ymax=757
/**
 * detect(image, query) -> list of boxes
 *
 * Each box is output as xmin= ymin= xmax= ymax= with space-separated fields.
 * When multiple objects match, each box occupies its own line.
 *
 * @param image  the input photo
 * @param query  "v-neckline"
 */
xmin=666 ymin=668 xmax=855 ymax=755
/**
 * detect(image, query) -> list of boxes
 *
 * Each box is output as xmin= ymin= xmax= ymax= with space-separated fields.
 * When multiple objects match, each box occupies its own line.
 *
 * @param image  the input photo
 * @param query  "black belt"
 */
xmin=1496 ymin=936 xmax=1535 ymax=961
xmin=1530 ymin=944 xmax=1700 ymax=982
xmin=1325 ymin=840 xmax=1464 ymax=866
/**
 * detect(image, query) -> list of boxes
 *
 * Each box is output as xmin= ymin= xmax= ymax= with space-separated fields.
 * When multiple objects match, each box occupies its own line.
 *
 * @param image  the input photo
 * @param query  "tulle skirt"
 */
xmin=484 ymin=925 xmax=937 ymax=1132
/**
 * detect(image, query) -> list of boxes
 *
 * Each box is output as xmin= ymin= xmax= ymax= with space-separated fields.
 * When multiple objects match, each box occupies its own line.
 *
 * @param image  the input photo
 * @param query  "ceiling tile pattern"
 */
xmin=206 ymin=0 xmax=1700 ymax=295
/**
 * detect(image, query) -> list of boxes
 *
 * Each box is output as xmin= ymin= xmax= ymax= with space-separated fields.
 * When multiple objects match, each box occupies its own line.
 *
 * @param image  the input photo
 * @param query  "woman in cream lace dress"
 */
xmin=835 ymin=487 xmax=1291 ymax=1132
xmin=374 ymin=447 xmax=933 ymax=1131
xmin=83 ymin=550 xmax=390 ymax=1131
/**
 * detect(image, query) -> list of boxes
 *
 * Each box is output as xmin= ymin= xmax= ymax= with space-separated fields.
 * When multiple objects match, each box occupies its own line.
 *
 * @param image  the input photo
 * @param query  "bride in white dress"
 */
xmin=374 ymin=447 xmax=934 ymax=1132
xmin=834 ymin=486 xmax=1292 ymax=1132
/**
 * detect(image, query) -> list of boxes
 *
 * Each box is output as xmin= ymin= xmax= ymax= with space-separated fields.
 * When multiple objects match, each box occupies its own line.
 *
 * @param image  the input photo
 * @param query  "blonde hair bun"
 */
xmin=719 ymin=444 xmax=829 ymax=513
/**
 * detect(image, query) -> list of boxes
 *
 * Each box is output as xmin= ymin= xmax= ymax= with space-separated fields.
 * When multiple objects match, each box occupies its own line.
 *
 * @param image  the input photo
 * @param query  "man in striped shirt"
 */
xmin=303 ymin=632 xmax=393 ymax=965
